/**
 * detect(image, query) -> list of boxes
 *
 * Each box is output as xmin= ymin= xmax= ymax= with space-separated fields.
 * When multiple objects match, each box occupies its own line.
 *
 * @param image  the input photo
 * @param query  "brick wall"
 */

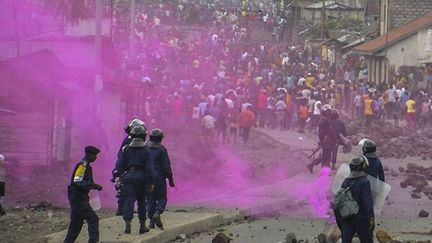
xmin=390 ymin=0 xmax=432 ymax=28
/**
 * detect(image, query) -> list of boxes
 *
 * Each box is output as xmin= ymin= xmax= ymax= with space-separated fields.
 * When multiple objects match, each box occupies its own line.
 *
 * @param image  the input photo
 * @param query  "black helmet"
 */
xmin=129 ymin=125 xmax=147 ymax=139
xmin=125 ymin=118 xmax=146 ymax=134
xmin=349 ymin=155 xmax=369 ymax=177
xmin=149 ymin=128 xmax=164 ymax=143
xmin=330 ymin=109 xmax=339 ymax=120
xmin=362 ymin=139 xmax=377 ymax=158
xmin=321 ymin=104 xmax=332 ymax=116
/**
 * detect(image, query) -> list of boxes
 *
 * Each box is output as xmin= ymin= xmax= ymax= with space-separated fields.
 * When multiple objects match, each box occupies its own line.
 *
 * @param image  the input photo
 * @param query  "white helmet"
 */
xmin=321 ymin=104 xmax=332 ymax=112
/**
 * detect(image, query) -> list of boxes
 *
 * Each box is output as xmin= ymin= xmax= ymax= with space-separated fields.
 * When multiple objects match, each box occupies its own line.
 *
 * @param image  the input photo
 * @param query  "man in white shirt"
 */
xmin=202 ymin=113 xmax=216 ymax=141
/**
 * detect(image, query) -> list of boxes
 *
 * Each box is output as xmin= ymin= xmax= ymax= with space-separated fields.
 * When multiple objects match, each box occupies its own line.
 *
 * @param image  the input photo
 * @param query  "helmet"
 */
xmin=149 ymin=128 xmax=164 ymax=143
xmin=321 ymin=104 xmax=332 ymax=116
xmin=129 ymin=125 xmax=147 ymax=139
xmin=330 ymin=109 xmax=339 ymax=120
xmin=349 ymin=155 xmax=369 ymax=173
xmin=125 ymin=118 xmax=146 ymax=134
xmin=361 ymin=139 xmax=377 ymax=158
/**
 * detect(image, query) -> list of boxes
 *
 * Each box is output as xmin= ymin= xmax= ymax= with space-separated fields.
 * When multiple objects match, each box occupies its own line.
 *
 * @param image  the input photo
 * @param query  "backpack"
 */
xmin=331 ymin=180 xmax=359 ymax=219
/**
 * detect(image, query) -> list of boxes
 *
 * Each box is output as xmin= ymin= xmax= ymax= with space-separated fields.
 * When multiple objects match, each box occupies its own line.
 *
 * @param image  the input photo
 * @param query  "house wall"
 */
xmin=385 ymin=33 xmax=419 ymax=70
xmin=417 ymin=27 xmax=432 ymax=64
xmin=390 ymin=0 xmax=432 ymax=29
xmin=302 ymin=9 xmax=363 ymax=26
xmin=366 ymin=33 xmax=419 ymax=83
xmin=381 ymin=0 xmax=432 ymax=34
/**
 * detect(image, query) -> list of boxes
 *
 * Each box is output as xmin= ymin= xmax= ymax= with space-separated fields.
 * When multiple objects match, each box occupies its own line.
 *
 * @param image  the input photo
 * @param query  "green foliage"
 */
xmin=326 ymin=17 xmax=363 ymax=32
xmin=305 ymin=16 xmax=364 ymax=39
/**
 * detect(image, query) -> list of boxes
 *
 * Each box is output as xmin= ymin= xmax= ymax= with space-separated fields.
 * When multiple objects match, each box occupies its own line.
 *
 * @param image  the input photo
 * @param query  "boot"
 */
xmin=124 ymin=220 xmax=131 ymax=234
xmin=152 ymin=211 xmax=164 ymax=229
xmin=148 ymin=219 xmax=155 ymax=229
xmin=139 ymin=220 xmax=150 ymax=234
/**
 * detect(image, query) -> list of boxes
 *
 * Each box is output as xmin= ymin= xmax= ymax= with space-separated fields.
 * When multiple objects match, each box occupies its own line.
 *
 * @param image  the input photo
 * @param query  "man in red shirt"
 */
xmin=238 ymin=105 xmax=256 ymax=144
xmin=257 ymin=90 xmax=267 ymax=127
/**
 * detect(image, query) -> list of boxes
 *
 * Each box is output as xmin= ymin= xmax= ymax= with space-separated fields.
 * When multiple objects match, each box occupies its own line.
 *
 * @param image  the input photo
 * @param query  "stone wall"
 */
xmin=390 ymin=0 xmax=432 ymax=29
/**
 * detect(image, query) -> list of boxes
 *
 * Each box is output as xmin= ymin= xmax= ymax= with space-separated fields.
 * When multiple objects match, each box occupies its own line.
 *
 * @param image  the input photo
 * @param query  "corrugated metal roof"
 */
xmin=305 ymin=1 xmax=362 ymax=10
xmin=353 ymin=13 xmax=432 ymax=55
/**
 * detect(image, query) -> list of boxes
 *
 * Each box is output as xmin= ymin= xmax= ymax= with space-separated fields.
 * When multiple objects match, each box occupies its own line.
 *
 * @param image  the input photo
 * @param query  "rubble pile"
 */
xmin=399 ymin=163 xmax=432 ymax=200
xmin=346 ymin=120 xmax=432 ymax=159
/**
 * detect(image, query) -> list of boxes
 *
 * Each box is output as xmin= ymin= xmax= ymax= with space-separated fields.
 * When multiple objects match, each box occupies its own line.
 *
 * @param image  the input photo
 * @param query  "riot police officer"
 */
xmin=330 ymin=109 xmax=347 ymax=170
xmin=146 ymin=129 xmax=175 ymax=229
xmin=64 ymin=146 xmax=103 ymax=243
xmin=114 ymin=125 xmax=155 ymax=234
xmin=335 ymin=155 xmax=375 ymax=243
xmin=307 ymin=104 xmax=335 ymax=173
xmin=112 ymin=118 xmax=146 ymax=216
xmin=360 ymin=139 xmax=385 ymax=182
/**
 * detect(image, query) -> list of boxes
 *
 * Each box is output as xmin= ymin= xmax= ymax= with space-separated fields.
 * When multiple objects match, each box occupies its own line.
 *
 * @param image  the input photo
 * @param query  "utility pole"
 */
xmin=129 ymin=0 xmax=136 ymax=61
xmin=383 ymin=0 xmax=389 ymax=83
xmin=95 ymin=0 xmax=102 ymax=72
xmin=320 ymin=0 xmax=326 ymax=70
xmin=95 ymin=0 xmax=103 ymax=110
xmin=291 ymin=0 xmax=297 ymax=43
xmin=320 ymin=0 xmax=326 ymax=40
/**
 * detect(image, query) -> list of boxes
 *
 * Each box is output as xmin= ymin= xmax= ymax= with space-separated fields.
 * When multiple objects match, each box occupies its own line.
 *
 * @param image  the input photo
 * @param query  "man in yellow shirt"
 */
xmin=405 ymin=97 xmax=416 ymax=129
xmin=305 ymin=73 xmax=315 ymax=89
xmin=364 ymin=95 xmax=374 ymax=127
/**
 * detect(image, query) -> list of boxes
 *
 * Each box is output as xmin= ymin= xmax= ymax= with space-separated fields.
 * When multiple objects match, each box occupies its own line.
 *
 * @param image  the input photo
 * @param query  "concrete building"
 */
xmin=301 ymin=0 xmax=365 ymax=26
xmin=353 ymin=14 xmax=432 ymax=83
xmin=380 ymin=0 xmax=432 ymax=34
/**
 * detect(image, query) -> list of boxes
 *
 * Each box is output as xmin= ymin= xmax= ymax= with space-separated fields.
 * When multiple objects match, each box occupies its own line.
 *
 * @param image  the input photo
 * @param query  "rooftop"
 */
xmin=353 ymin=13 xmax=432 ymax=55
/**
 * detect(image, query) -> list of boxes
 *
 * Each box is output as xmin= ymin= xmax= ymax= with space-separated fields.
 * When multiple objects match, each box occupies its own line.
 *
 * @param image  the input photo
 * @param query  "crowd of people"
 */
xmin=107 ymin=1 xmax=432 ymax=150
xmin=61 ymin=2 xmax=429 ymax=242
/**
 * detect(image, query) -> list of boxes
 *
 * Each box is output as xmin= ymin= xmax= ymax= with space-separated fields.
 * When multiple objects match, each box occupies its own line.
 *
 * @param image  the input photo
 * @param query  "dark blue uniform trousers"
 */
xmin=147 ymin=176 xmax=167 ymax=218
xmin=340 ymin=217 xmax=373 ymax=243
xmin=122 ymin=179 xmax=147 ymax=222
xmin=64 ymin=189 xmax=99 ymax=243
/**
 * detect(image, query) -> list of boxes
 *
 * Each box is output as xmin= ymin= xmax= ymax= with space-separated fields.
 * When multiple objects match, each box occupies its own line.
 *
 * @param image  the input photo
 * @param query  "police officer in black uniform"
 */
xmin=112 ymin=118 xmax=146 ymax=216
xmin=330 ymin=109 xmax=347 ymax=170
xmin=361 ymin=139 xmax=385 ymax=182
xmin=307 ymin=104 xmax=335 ymax=173
xmin=335 ymin=155 xmax=375 ymax=243
xmin=146 ymin=129 xmax=175 ymax=230
xmin=64 ymin=146 xmax=103 ymax=243
xmin=114 ymin=125 xmax=155 ymax=234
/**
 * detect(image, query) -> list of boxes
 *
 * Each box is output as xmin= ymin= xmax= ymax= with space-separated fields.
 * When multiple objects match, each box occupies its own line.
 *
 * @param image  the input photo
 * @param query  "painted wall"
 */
xmin=417 ymin=27 xmax=432 ymax=64
xmin=385 ymin=33 xmax=419 ymax=70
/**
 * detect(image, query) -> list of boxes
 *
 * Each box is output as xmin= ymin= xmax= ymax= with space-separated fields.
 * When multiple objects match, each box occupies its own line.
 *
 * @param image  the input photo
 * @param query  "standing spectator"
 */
xmin=405 ymin=95 xmax=416 ymax=129
xmin=202 ymin=111 xmax=217 ymax=142
xmin=0 ymin=154 xmax=5 ymax=217
xmin=353 ymin=91 xmax=362 ymax=120
xmin=257 ymin=89 xmax=267 ymax=127
xmin=297 ymin=100 xmax=308 ymax=133
xmin=364 ymin=94 xmax=374 ymax=127
xmin=215 ymin=101 xmax=229 ymax=144
xmin=228 ymin=109 xmax=239 ymax=143
xmin=419 ymin=98 xmax=431 ymax=129
xmin=275 ymin=97 xmax=287 ymax=130
xmin=238 ymin=105 xmax=255 ymax=144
